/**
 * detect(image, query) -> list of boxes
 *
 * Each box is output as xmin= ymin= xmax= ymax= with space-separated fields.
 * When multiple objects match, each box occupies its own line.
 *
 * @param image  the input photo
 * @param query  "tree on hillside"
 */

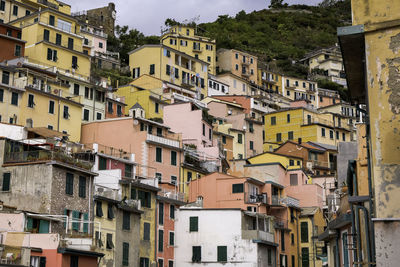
xmin=269 ymin=0 xmax=284 ymax=8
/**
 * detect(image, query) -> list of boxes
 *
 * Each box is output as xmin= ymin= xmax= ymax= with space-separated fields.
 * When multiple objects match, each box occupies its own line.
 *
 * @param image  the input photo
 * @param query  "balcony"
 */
xmin=241 ymin=71 xmax=251 ymax=78
xmin=159 ymin=188 xmax=185 ymax=202
xmin=4 ymin=149 xmax=93 ymax=170
xmin=270 ymin=195 xmax=284 ymax=206
xmin=274 ymin=218 xmax=289 ymax=230
xmin=39 ymin=34 xmax=83 ymax=53
xmin=146 ymin=134 xmax=180 ymax=149
xmin=245 ymin=192 xmax=268 ymax=204
xmin=192 ymin=46 xmax=203 ymax=53
xmin=242 ymin=229 xmax=275 ymax=243
xmin=303 ymin=117 xmax=334 ymax=128
xmin=94 ymin=51 xmax=120 ymax=62
xmin=37 ymin=0 xmax=59 ymax=10
xmin=94 ymin=185 xmax=121 ymax=201
xmin=307 ymin=160 xmax=330 ymax=169
xmin=241 ymin=59 xmax=251 ymax=66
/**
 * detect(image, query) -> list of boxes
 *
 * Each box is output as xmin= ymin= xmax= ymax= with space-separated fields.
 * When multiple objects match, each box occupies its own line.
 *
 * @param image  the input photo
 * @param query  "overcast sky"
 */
xmin=65 ymin=0 xmax=322 ymax=36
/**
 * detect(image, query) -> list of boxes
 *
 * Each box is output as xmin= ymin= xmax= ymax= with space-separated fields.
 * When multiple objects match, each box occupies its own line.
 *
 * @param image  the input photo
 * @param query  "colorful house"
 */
xmin=216 ymin=48 xmax=258 ymax=83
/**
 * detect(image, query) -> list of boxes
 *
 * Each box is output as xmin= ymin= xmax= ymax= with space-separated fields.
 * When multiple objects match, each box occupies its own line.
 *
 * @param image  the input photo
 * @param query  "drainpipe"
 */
xmin=154 ymin=198 xmax=158 ymax=264
xmin=355 ymin=205 xmax=372 ymax=267
xmin=350 ymin=167 xmax=360 ymax=266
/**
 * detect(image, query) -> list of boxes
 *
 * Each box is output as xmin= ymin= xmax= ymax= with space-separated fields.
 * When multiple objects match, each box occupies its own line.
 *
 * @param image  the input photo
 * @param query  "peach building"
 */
xmin=216 ymin=48 xmax=258 ymax=83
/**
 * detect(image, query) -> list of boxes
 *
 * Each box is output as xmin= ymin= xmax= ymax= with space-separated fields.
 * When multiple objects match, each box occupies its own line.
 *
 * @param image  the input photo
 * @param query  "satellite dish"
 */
xmin=133 ymin=119 xmax=139 ymax=125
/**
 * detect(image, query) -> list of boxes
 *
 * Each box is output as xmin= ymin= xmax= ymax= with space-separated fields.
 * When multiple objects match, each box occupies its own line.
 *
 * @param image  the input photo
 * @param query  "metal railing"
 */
xmin=159 ymin=188 xmax=185 ymax=202
xmin=4 ymin=150 xmax=93 ymax=170
xmin=274 ymin=218 xmax=289 ymax=229
xmin=271 ymin=195 xmax=283 ymax=206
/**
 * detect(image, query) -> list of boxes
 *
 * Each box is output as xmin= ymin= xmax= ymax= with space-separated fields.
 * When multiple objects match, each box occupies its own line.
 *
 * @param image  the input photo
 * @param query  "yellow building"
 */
xmin=282 ymin=76 xmax=318 ymax=107
xmin=161 ymin=25 xmax=217 ymax=75
xmin=10 ymin=9 xmax=107 ymax=122
xmin=180 ymin=165 xmax=206 ymax=201
xmin=128 ymin=44 xmax=209 ymax=99
xmin=264 ymin=108 xmax=353 ymax=146
xmin=258 ymin=69 xmax=282 ymax=94
xmin=10 ymin=9 xmax=91 ymax=78
xmin=122 ymin=181 xmax=159 ymax=265
xmin=247 ymin=151 xmax=303 ymax=170
xmin=337 ymin=0 xmax=400 ymax=264
xmin=216 ymin=48 xmax=258 ymax=83
xmin=0 ymin=0 xmax=71 ymax=24
xmin=0 ymin=63 xmax=82 ymax=141
xmin=299 ymin=207 xmax=326 ymax=267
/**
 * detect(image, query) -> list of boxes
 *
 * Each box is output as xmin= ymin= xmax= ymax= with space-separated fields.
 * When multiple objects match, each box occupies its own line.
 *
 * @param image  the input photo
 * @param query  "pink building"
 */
xmin=163 ymin=102 xmax=222 ymax=170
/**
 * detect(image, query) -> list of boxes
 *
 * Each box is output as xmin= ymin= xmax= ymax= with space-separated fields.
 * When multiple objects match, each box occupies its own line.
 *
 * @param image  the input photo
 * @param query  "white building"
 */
xmin=175 ymin=207 xmax=277 ymax=267
xmin=208 ymin=74 xmax=230 ymax=96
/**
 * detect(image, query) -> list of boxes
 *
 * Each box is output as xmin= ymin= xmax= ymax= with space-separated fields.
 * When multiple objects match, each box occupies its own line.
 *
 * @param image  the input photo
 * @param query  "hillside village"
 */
xmin=0 ymin=0 xmax=398 ymax=267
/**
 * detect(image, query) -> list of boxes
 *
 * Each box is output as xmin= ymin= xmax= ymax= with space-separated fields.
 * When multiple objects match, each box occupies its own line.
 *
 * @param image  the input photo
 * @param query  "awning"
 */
xmin=27 ymin=127 xmax=69 ymax=138
xmin=337 ymin=25 xmax=366 ymax=104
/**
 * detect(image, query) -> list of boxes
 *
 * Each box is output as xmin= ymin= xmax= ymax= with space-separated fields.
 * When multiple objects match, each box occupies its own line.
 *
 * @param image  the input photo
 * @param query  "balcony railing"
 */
xmin=241 ymin=71 xmax=251 ymax=77
xmin=242 ymin=229 xmax=275 ymax=243
xmin=4 ymin=150 xmax=93 ymax=170
xmin=94 ymin=185 xmax=121 ymax=201
xmin=308 ymin=160 xmax=330 ymax=169
xmin=146 ymin=134 xmax=180 ymax=149
xmin=270 ymin=195 xmax=284 ymax=206
xmin=274 ymin=218 xmax=289 ymax=229
xmin=281 ymin=196 xmax=300 ymax=208
xmin=159 ymin=189 xmax=185 ymax=202
xmin=244 ymin=192 xmax=268 ymax=204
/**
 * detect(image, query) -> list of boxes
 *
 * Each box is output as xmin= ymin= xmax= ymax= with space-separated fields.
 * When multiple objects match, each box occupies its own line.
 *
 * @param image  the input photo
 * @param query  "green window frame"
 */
xmin=170 ymin=205 xmax=175 ymax=219
xmin=107 ymin=203 xmax=114 ymax=219
xmin=96 ymin=201 xmax=103 ymax=217
xmin=232 ymin=183 xmax=244 ymax=193
xmin=156 ymin=147 xmax=162 ymax=162
xmin=238 ymin=133 xmax=242 ymax=144
xmin=78 ymin=176 xmax=86 ymax=198
xmin=169 ymin=231 xmax=174 ymax=246
xmin=143 ymin=222 xmax=150 ymax=240
xmin=2 ymin=172 xmax=11 ymax=191
xmin=122 ymin=211 xmax=130 ymax=230
xmin=98 ymin=156 xmax=107 ymax=170
xmin=192 ymin=246 xmax=201 ymax=262
xmin=171 ymin=151 xmax=177 ymax=166
xmin=159 ymin=202 xmax=164 ymax=225
xmin=158 ymin=229 xmax=164 ymax=252
xmin=122 ymin=242 xmax=129 ymax=266
xmin=66 ymin=173 xmax=73 ymax=195
xmin=301 ymin=221 xmax=309 ymax=243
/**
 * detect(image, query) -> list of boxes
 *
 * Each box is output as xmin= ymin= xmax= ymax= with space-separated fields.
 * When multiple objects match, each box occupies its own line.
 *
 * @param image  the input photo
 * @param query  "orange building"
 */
xmin=0 ymin=23 xmax=25 ymax=61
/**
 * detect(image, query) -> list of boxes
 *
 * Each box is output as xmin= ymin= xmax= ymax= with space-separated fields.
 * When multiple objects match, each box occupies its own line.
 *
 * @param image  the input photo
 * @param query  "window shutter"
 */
xmin=63 ymin=209 xmax=68 ymax=228
xmin=26 ymin=217 xmax=33 ymax=230
xmin=39 ymin=220 xmax=49 ymax=233
xmin=2 ymin=172 xmax=10 ymax=191
xmin=122 ymin=242 xmax=129 ymax=266
xmin=131 ymin=187 xmax=136 ymax=199
xmin=107 ymin=203 xmax=114 ymax=219
xmin=169 ymin=232 xmax=174 ymax=246
xmin=159 ymin=202 xmax=164 ymax=225
xmin=301 ymin=222 xmax=309 ymax=243
xmin=143 ymin=222 xmax=150 ymax=240
xmin=189 ymin=216 xmax=198 ymax=232
xmin=217 ymin=246 xmax=227 ymax=262
xmin=47 ymin=48 xmax=52 ymax=60
xmin=96 ymin=201 xmax=103 ymax=217
xmin=72 ymin=211 xmax=80 ymax=231
xmin=192 ymin=246 xmax=201 ymax=262
xmin=53 ymin=50 xmax=57 ymax=61
xmin=83 ymin=213 xmax=88 ymax=233
xmin=170 ymin=205 xmax=175 ymax=219
xmin=39 ymin=257 xmax=46 ymax=267
xmin=158 ymin=229 xmax=163 ymax=252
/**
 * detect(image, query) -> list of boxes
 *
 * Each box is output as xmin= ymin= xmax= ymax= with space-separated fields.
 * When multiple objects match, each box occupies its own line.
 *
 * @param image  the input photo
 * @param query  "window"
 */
xmin=138 ymin=190 xmax=151 ymax=208
xmin=232 ymin=183 xmax=244 ymax=193
xmin=330 ymin=130 xmax=334 ymax=139
xmin=289 ymin=159 xmax=294 ymax=166
xmin=171 ymin=175 xmax=177 ymax=185
xmin=143 ymin=222 xmax=150 ymax=240
xmin=342 ymin=132 xmax=346 ymax=141
xmin=66 ymin=173 xmax=73 ymax=195
xmin=158 ymin=229 xmax=164 ymax=252
xmin=156 ymin=147 xmax=162 ymax=162
xmin=166 ymin=64 xmax=171 ymax=75
xmin=155 ymin=102 xmax=159 ymax=113
xmin=238 ymin=133 xmax=243 ymax=144
xmin=73 ymin=84 xmax=79 ymax=95
xmin=235 ymin=64 xmax=239 ymax=71
xmin=97 ymin=113 xmax=102 ymax=120
xmin=107 ymin=101 xmax=113 ymax=113
xmin=48 ymin=125 xmax=53 ymax=130
xmin=159 ymin=202 xmax=164 ymax=225
xmin=169 ymin=231 xmax=174 ymax=246
xmin=321 ymin=128 xmax=326 ymax=137
xmin=192 ymin=246 xmax=201 ymax=262
xmin=15 ymin=44 xmax=22 ymax=56
xmin=47 ymin=100 xmax=55 ymax=114
xmin=287 ymin=114 xmax=290 ymax=123
xmin=0 ymin=1 xmax=4 ymax=11
xmin=156 ymin=173 xmax=162 ymax=183
xmin=122 ymin=211 xmax=130 ymax=230
xmin=132 ymin=67 xmax=140 ymax=78
xmin=47 ymin=48 xmax=57 ymax=61
xmin=168 ymin=261 xmax=173 ymax=267
xmin=12 ymin=5 xmax=18 ymax=16
xmin=96 ymin=201 xmax=103 ymax=217
xmin=301 ymin=221 xmax=309 ymax=243
xmin=158 ymin=259 xmax=164 ymax=267
xmin=67 ymin=38 xmax=74 ymax=50
xmin=125 ymin=164 xmax=133 ymax=178
xmin=107 ymin=203 xmax=114 ymax=219
xmin=202 ymin=123 xmax=205 ymax=136
xmin=2 ymin=173 xmax=10 ymax=191
xmin=217 ymin=246 xmax=227 ymax=262
xmin=187 ymin=171 xmax=192 ymax=182
xmin=106 ymin=233 xmax=114 ymax=249
xmin=250 ymin=141 xmax=254 ymax=150
xmin=288 ymin=131 xmax=294 ymax=140
xmin=150 ymin=64 xmax=155 ymax=75
xmin=271 ymin=116 xmax=276 ymax=125
xmin=291 ymin=233 xmax=295 ymax=244
xmin=222 ymin=136 xmax=226 ymax=144
xmin=140 ymin=258 xmax=149 ymax=267
xmin=290 ymin=174 xmax=298 ymax=186
xmin=70 ymin=255 xmax=78 ymax=267
xmin=189 ymin=216 xmax=198 ymax=232
xmin=28 ymin=94 xmax=35 ymax=108
xmin=98 ymin=157 xmax=107 ymax=170
xmin=63 ymin=106 xmax=69 ymax=119
xmin=2 ymin=71 xmax=9 ymax=84
xmin=0 ymin=89 xmax=3 ymax=102
xmin=276 ymin=133 xmax=282 ymax=142
xmin=281 ymin=230 xmax=285 ymax=251
xmin=43 ymin=29 xmax=50 ymax=41
xmin=207 ymin=56 xmax=211 ymax=62
xmin=122 ymin=242 xmax=129 ymax=266
xmin=170 ymin=205 xmax=175 ymax=219
xmin=117 ymin=105 xmax=122 ymax=116
xmin=98 ymin=42 xmax=103 ymax=48
xmin=78 ymin=176 xmax=86 ymax=198
xmin=268 ymin=249 xmax=272 ymax=265
xmin=72 ymin=56 xmax=78 ymax=69
xmin=49 ymin=15 xmax=55 ymax=26
xmin=302 ymin=247 xmax=309 ymax=267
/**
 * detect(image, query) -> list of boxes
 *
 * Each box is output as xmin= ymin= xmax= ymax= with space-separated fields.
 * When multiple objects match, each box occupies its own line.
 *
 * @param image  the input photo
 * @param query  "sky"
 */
xmin=65 ymin=0 xmax=322 ymax=36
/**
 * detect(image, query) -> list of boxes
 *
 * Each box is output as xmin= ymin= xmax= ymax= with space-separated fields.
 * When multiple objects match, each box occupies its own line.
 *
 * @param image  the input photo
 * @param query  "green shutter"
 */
xmin=122 ymin=242 xmax=129 ymax=266
xmin=96 ymin=201 xmax=103 ymax=217
xmin=26 ymin=217 xmax=33 ymax=230
xmin=72 ymin=210 xmax=80 ymax=231
xmin=170 ymin=205 xmax=175 ymax=219
xmin=301 ymin=222 xmax=309 ymax=243
xmin=39 ymin=220 xmax=49 ymax=233
xmin=83 ymin=213 xmax=88 ymax=233
xmin=63 ymin=209 xmax=68 ymax=229
xmin=217 ymin=246 xmax=227 ymax=262
xmin=143 ymin=223 xmax=150 ymax=240
xmin=159 ymin=202 xmax=164 ymax=225
xmin=189 ymin=216 xmax=198 ymax=232
xmin=192 ymin=246 xmax=201 ymax=262
xmin=107 ymin=203 xmax=114 ymax=219
xmin=158 ymin=229 xmax=163 ymax=252
xmin=131 ymin=188 xmax=136 ymax=199
xmin=169 ymin=232 xmax=174 ymax=246
xmin=2 ymin=172 xmax=10 ymax=191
